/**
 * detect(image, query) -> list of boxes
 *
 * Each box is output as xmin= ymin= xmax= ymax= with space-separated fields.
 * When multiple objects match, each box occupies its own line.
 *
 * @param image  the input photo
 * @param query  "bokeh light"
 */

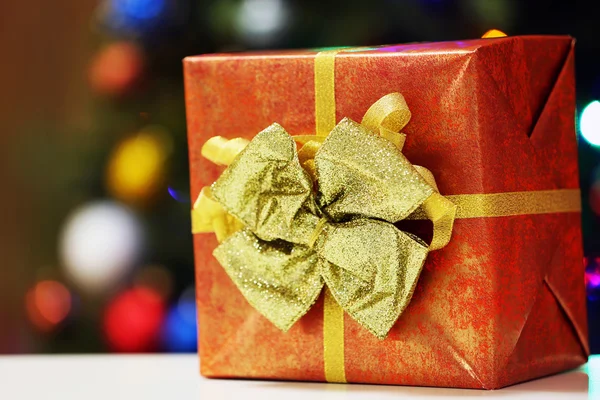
xmin=88 ymin=42 xmax=144 ymax=97
xmin=26 ymin=281 xmax=72 ymax=332
xmin=161 ymin=287 xmax=197 ymax=352
xmin=580 ymin=101 xmax=600 ymax=146
xmin=60 ymin=201 xmax=143 ymax=294
xmin=482 ymin=29 xmax=507 ymax=38
xmin=235 ymin=0 xmax=290 ymax=46
xmin=167 ymin=186 xmax=189 ymax=203
xmin=111 ymin=0 xmax=166 ymax=21
xmin=98 ymin=0 xmax=174 ymax=38
xmin=104 ymin=287 xmax=165 ymax=352
xmin=586 ymin=257 xmax=600 ymax=301
xmin=106 ymin=127 xmax=172 ymax=205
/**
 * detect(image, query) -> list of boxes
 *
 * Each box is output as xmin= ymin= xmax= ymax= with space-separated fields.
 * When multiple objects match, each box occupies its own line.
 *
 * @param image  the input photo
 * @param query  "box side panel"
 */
xmin=473 ymin=37 xmax=586 ymax=387
xmin=475 ymin=36 xmax=576 ymax=192
xmin=497 ymin=288 xmax=587 ymax=389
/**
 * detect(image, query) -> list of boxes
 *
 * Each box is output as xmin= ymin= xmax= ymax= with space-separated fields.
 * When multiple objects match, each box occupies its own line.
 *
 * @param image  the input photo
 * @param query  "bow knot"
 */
xmin=193 ymin=94 xmax=456 ymax=339
xmin=307 ymin=217 xmax=328 ymax=249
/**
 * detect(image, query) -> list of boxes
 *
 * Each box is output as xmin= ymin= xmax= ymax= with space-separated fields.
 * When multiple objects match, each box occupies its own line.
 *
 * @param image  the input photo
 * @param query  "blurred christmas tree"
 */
xmin=18 ymin=0 xmax=600 ymax=354
xmin=23 ymin=0 xmax=213 ymax=353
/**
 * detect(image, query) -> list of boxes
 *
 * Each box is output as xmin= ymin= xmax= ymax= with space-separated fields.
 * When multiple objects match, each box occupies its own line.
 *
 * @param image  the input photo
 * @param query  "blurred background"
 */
xmin=0 ymin=0 xmax=598 ymax=354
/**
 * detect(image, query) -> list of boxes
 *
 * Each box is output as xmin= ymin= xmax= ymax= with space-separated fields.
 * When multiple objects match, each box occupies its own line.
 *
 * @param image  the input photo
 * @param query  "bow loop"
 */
xmin=214 ymin=230 xmax=324 ymax=331
xmin=211 ymin=123 xmax=320 ymax=245
xmin=315 ymin=118 xmax=434 ymax=223
xmin=361 ymin=92 xmax=411 ymax=150
xmin=318 ymin=219 xmax=428 ymax=339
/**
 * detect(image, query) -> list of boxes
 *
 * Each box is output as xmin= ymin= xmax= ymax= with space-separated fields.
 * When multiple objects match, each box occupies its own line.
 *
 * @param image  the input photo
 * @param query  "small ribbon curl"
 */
xmin=193 ymin=93 xmax=456 ymax=339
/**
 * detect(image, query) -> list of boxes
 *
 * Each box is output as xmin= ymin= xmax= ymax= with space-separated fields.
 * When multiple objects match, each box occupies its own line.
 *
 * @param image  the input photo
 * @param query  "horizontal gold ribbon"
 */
xmin=406 ymin=189 xmax=581 ymax=220
xmin=191 ymin=189 xmax=582 ymax=233
xmin=451 ymin=189 xmax=581 ymax=217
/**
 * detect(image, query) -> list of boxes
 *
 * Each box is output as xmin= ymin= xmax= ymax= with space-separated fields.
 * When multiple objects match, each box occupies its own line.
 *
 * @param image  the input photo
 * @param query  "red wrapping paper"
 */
xmin=183 ymin=36 xmax=588 ymax=389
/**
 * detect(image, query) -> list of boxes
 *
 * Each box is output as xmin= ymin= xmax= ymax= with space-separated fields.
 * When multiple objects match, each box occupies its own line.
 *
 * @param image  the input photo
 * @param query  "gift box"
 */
xmin=183 ymin=35 xmax=588 ymax=389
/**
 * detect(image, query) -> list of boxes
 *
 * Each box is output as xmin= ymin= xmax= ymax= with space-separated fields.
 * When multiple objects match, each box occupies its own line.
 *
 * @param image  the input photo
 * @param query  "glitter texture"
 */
xmin=211 ymin=120 xmax=433 ymax=338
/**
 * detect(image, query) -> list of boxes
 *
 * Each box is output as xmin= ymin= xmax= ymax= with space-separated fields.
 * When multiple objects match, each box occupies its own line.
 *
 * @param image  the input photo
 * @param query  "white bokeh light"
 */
xmin=235 ymin=0 xmax=290 ymax=46
xmin=60 ymin=201 xmax=142 ymax=294
xmin=581 ymin=101 xmax=600 ymax=146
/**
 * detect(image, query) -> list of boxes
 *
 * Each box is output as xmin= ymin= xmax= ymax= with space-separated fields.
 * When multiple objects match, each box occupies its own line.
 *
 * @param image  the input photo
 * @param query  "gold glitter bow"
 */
xmin=192 ymin=93 xmax=457 ymax=339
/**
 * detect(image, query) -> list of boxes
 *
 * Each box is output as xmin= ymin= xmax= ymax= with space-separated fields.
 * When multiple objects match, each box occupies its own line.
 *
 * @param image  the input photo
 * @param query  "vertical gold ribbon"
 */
xmin=315 ymin=51 xmax=339 ymax=137
xmin=323 ymin=287 xmax=346 ymax=383
xmin=315 ymin=49 xmax=347 ymax=383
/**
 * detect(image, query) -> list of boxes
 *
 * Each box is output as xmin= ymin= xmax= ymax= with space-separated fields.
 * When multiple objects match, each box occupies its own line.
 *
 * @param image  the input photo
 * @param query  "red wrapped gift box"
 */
xmin=183 ymin=35 xmax=588 ymax=389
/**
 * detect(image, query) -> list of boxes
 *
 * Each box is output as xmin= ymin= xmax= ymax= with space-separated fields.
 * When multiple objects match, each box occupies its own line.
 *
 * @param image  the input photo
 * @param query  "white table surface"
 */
xmin=0 ymin=354 xmax=597 ymax=399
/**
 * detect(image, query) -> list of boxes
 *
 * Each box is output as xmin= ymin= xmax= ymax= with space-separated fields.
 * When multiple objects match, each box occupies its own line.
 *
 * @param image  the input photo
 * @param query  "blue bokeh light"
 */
xmin=168 ymin=186 xmax=189 ymax=203
xmin=161 ymin=298 xmax=197 ymax=352
xmin=111 ymin=0 xmax=166 ymax=21
xmin=102 ymin=0 xmax=170 ymax=37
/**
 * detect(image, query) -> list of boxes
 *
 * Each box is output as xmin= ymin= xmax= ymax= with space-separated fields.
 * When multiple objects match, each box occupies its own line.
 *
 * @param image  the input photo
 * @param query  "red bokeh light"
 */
xmin=103 ymin=287 xmax=165 ymax=352
xmin=25 ymin=280 xmax=72 ymax=332
xmin=88 ymin=42 xmax=143 ymax=97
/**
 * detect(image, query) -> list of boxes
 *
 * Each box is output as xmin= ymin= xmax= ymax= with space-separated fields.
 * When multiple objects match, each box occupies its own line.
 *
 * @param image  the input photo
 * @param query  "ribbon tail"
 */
xmin=192 ymin=187 xmax=244 ymax=242
xmin=412 ymin=165 xmax=457 ymax=250
xmin=202 ymin=136 xmax=249 ymax=166
xmin=421 ymin=192 xmax=457 ymax=251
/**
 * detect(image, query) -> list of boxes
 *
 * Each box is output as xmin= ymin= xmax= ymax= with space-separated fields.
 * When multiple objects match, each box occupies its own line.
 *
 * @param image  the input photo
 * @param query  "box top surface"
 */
xmin=184 ymin=33 xmax=577 ymax=197
xmin=184 ymin=35 xmax=573 ymax=63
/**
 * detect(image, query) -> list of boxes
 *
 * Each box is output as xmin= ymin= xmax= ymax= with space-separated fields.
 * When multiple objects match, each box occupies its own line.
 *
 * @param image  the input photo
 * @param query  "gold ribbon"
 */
xmin=311 ymin=52 xmax=455 ymax=382
xmin=315 ymin=51 xmax=337 ymax=136
xmin=192 ymin=49 xmax=582 ymax=384
xmin=323 ymin=287 xmax=346 ymax=383
xmin=202 ymin=118 xmax=438 ymax=338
